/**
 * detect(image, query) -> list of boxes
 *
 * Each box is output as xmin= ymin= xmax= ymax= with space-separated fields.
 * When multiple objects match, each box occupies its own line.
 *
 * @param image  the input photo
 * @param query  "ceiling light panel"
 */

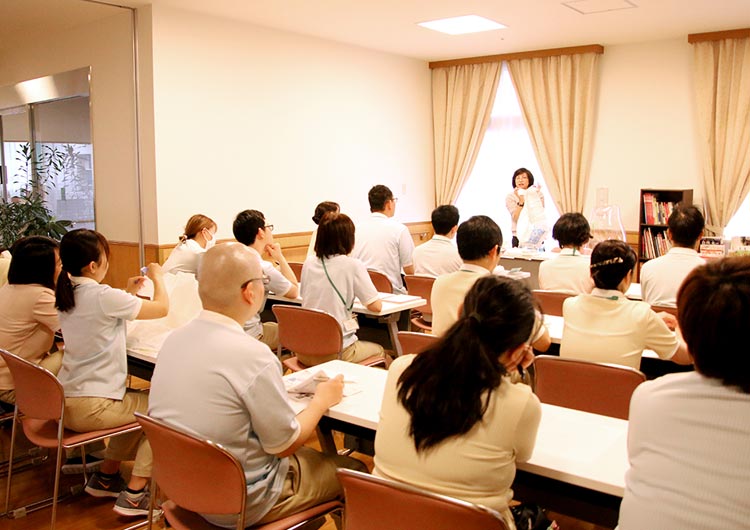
xmin=563 ymin=0 xmax=638 ymax=15
xmin=417 ymin=15 xmax=507 ymax=35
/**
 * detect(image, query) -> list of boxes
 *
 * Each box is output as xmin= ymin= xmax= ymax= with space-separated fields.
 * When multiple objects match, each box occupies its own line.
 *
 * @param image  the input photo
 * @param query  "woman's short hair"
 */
xmin=315 ymin=212 xmax=355 ymax=258
xmin=511 ymin=167 xmax=535 ymax=188
xmin=677 ymin=257 xmax=750 ymax=393
xmin=312 ymin=201 xmax=339 ymax=225
xmin=397 ymin=275 xmax=537 ymax=452
xmin=552 ymin=213 xmax=592 ymax=248
xmin=181 ymin=214 xmax=216 ymax=243
xmin=589 ymin=240 xmax=636 ymax=290
xmin=8 ymin=236 xmax=59 ymax=290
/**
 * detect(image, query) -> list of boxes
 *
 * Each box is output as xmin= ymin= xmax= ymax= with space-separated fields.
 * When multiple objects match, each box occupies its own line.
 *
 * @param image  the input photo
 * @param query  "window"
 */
xmin=454 ymin=63 xmax=559 ymax=249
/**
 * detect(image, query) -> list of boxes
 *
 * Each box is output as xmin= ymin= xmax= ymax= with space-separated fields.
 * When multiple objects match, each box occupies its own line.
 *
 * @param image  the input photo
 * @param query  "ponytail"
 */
xmin=55 ymin=229 xmax=110 ymax=313
xmin=55 ymin=271 xmax=76 ymax=312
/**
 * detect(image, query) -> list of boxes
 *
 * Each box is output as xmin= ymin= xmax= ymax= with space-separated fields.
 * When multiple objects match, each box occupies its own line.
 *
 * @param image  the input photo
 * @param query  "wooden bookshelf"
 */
xmin=638 ymin=189 xmax=693 ymax=268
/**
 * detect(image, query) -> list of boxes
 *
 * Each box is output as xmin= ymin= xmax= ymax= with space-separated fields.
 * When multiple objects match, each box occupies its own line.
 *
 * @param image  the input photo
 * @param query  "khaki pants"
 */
xmin=259 ymin=322 xmax=280 ymax=352
xmin=63 ymin=391 xmax=152 ymax=477
xmin=257 ymin=447 xmax=367 ymax=524
xmin=295 ymin=340 xmax=384 ymax=367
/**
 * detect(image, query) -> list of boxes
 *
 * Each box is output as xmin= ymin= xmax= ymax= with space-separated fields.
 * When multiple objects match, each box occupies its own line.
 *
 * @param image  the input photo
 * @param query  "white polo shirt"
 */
xmin=353 ymin=213 xmax=414 ymax=294
xmin=561 ymin=288 xmax=678 ymax=369
xmin=162 ymin=238 xmax=205 ymax=275
xmin=640 ymin=247 xmax=705 ymax=308
xmin=538 ymin=248 xmax=594 ymax=294
xmin=57 ymin=277 xmax=142 ymax=400
xmin=431 ymin=264 xmax=488 ymax=336
xmin=149 ymin=310 xmax=300 ymax=527
xmin=412 ymin=235 xmax=462 ymax=278
xmin=301 ymin=254 xmax=379 ymax=349
xmin=243 ymin=246 xmax=293 ymax=339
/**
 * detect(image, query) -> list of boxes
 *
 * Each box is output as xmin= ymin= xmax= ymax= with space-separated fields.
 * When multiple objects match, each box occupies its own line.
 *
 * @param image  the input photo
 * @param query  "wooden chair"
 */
xmin=396 ymin=331 xmax=437 ymax=355
xmin=533 ymin=355 xmax=646 ymax=420
xmin=404 ymin=275 xmax=435 ymax=332
xmin=0 ymin=348 xmax=141 ymax=530
xmin=287 ymin=262 xmax=303 ymax=282
xmin=336 ymin=468 xmax=508 ymax=530
xmin=367 ymin=270 xmax=392 ymax=293
xmin=135 ymin=413 xmax=342 ymax=530
xmin=650 ymin=304 xmax=678 ymax=317
xmin=532 ymin=290 xmax=576 ymax=317
xmin=272 ymin=305 xmax=385 ymax=371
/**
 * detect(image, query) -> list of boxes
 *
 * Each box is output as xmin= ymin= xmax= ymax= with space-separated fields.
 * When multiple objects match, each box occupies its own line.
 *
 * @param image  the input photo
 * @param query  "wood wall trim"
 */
xmin=688 ymin=28 xmax=750 ymax=43
xmin=429 ymin=44 xmax=604 ymax=69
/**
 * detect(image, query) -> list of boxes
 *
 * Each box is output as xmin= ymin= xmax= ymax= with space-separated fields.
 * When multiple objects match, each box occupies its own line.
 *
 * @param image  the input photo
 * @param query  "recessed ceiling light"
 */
xmin=417 ymin=15 xmax=507 ymax=35
xmin=563 ymin=0 xmax=637 ymax=15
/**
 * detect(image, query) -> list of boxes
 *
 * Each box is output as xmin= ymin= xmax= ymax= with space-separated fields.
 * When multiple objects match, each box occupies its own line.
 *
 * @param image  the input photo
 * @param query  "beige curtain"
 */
xmin=692 ymin=37 xmax=750 ymax=235
xmin=432 ymin=62 xmax=502 ymax=205
xmin=507 ymin=52 xmax=600 ymax=213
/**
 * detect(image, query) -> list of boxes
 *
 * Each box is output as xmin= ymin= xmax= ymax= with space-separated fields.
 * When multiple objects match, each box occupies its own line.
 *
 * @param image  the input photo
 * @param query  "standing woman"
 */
xmin=162 ymin=214 xmax=217 ymax=274
xmin=505 ymin=167 xmax=544 ymax=248
xmin=300 ymin=212 xmax=384 ymax=366
xmin=374 ymin=275 xmax=541 ymax=530
xmin=55 ymin=229 xmax=169 ymax=516
xmin=307 ymin=201 xmax=339 ymax=257
xmin=0 ymin=236 xmax=63 ymax=405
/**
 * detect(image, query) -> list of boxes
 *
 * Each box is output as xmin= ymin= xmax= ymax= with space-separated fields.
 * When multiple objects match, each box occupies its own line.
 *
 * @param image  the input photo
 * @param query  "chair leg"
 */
xmin=3 ymin=409 xmax=19 ymax=515
xmin=50 ymin=430 xmax=65 ymax=530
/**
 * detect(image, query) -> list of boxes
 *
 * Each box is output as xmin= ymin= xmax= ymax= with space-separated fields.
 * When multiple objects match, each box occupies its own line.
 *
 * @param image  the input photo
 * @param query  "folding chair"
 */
xmin=0 ymin=348 xmax=141 ymax=530
xmin=135 ymin=412 xmax=342 ymax=530
xmin=531 ymin=290 xmax=575 ymax=317
xmin=287 ymin=262 xmax=303 ymax=283
xmin=533 ymin=355 xmax=646 ymax=419
xmin=336 ymin=468 xmax=508 ymax=530
xmin=404 ymin=275 xmax=435 ymax=332
xmin=396 ymin=331 xmax=437 ymax=355
xmin=272 ymin=305 xmax=385 ymax=371
xmin=367 ymin=270 xmax=392 ymax=294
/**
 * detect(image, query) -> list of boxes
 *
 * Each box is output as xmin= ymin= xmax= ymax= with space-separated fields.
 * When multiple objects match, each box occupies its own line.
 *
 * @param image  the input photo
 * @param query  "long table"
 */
xmin=284 ymin=360 xmax=627 ymax=525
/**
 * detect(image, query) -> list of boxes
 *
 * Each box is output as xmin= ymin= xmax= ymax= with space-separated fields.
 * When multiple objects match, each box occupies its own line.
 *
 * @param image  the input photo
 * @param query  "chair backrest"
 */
xmin=532 ymin=290 xmax=575 ymax=317
xmin=0 ymin=348 xmax=64 ymax=421
xmin=650 ymin=304 xmax=678 ymax=317
xmin=135 ymin=412 xmax=247 ymax=523
xmin=367 ymin=270 xmax=392 ymax=294
xmin=288 ymin=262 xmax=304 ymax=282
xmin=272 ymin=305 xmax=343 ymax=358
xmin=533 ymin=355 xmax=646 ymax=420
xmin=404 ymin=275 xmax=435 ymax=315
xmin=336 ymin=468 xmax=508 ymax=530
xmin=396 ymin=331 xmax=438 ymax=355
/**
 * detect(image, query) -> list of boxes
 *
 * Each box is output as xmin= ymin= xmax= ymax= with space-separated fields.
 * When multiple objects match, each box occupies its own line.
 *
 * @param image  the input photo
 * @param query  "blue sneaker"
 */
xmin=84 ymin=471 xmax=126 ymax=498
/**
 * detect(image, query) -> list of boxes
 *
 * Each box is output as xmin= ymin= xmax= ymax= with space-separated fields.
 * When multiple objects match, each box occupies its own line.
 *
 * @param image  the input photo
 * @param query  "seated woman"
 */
xmin=56 ymin=229 xmax=169 ymax=516
xmin=560 ymin=239 xmax=691 ymax=369
xmin=0 ymin=236 xmax=62 ymax=405
xmin=538 ymin=212 xmax=594 ymax=293
xmin=162 ymin=214 xmax=217 ymax=274
xmin=374 ymin=275 xmax=541 ymax=530
xmin=618 ymin=257 xmax=750 ymax=529
xmin=306 ymin=201 xmax=339 ymax=257
xmin=300 ymin=212 xmax=384 ymax=366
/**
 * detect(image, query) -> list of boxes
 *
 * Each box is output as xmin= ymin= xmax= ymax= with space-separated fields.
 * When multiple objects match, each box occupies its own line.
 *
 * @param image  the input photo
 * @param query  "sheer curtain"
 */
xmin=432 ymin=62 xmax=502 ymax=205
xmin=692 ymin=36 xmax=750 ymax=235
xmin=507 ymin=51 xmax=601 ymax=214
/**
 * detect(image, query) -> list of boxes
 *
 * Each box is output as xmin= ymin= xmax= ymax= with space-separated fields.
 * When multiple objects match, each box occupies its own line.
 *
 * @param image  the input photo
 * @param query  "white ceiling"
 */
xmin=2 ymin=0 xmax=749 ymax=60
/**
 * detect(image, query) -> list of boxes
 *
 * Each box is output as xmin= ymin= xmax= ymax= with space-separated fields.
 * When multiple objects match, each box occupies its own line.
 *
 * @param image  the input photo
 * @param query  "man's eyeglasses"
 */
xmin=264 ymin=224 xmax=274 ymax=232
xmin=241 ymin=276 xmax=271 ymax=289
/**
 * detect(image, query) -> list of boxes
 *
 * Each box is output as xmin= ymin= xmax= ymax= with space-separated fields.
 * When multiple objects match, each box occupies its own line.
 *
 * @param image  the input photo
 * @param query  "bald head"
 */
xmin=198 ymin=243 xmax=262 ymax=316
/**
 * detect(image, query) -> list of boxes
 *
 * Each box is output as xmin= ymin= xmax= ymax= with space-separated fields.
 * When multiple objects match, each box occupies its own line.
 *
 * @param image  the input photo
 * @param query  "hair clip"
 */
xmin=590 ymin=256 xmax=624 ymax=269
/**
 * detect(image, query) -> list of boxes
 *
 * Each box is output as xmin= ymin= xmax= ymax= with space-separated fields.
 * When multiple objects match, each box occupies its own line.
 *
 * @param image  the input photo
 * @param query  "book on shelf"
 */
xmin=642 ymin=193 xmax=678 ymax=225
xmin=641 ymin=227 xmax=671 ymax=260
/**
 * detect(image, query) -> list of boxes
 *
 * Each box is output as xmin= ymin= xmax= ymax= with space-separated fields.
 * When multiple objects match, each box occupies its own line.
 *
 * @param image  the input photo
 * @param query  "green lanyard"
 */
xmin=321 ymin=257 xmax=354 ymax=312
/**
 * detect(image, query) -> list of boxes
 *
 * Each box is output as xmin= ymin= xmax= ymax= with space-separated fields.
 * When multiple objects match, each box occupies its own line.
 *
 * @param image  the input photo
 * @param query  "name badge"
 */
xmin=343 ymin=316 xmax=359 ymax=332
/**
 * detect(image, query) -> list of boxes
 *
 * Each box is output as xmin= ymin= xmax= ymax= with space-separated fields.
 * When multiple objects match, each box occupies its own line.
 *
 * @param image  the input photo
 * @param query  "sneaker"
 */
xmin=84 ymin=471 xmax=127 ymax=498
xmin=113 ymin=489 xmax=154 ymax=517
xmin=62 ymin=454 xmax=104 ymax=475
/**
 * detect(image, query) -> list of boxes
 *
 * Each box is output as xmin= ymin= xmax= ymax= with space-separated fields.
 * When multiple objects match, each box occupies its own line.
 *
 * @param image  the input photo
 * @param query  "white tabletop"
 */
xmin=267 ymin=291 xmax=426 ymax=317
xmin=283 ymin=360 xmax=627 ymax=497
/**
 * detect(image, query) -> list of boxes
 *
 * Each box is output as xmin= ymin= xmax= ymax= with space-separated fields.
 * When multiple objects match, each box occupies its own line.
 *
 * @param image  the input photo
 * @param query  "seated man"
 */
xmin=149 ymin=243 xmax=366 ymax=527
xmin=538 ymin=212 xmax=594 ymax=294
xmin=640 ymin=204 xmax=705 ymax=308
xmin=353 ymin=185 xmax=414 ymax=293
xmin=233 ymin=210 xmax=299 ymax=350
xmin=431 ymin=215 xmax=550 ymax=351
xmin=412 ymin=205 xmax=461 ymax=277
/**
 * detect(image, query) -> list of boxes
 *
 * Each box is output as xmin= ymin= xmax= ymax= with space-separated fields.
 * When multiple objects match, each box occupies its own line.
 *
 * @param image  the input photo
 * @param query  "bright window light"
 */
xmin=417 ymin=15 xmax=506 ymax=35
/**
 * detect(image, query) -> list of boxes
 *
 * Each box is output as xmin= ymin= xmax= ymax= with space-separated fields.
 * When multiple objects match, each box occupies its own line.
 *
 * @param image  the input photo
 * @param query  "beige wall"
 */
xmin=588 ymin=38 xmax=701 ymax=231
xmin=0 ymin=11 xmax=143 ymax=243
xmin=149 ymin=4 xmax=435 ymax=243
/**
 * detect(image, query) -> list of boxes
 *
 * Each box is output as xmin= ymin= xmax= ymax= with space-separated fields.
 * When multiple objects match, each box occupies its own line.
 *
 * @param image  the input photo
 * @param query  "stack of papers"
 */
xmin=284 ymin=369 xmax=362 ymax=398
